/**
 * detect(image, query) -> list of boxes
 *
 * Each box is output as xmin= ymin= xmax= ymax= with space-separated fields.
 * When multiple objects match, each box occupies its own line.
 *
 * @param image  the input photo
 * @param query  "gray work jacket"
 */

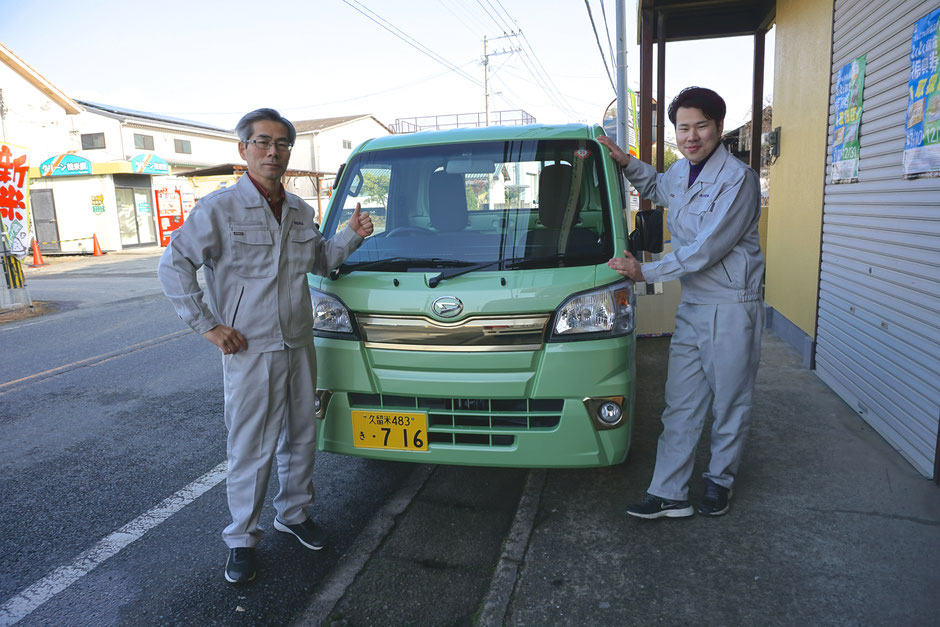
xmin=622 ymin=143 xmax=764 ymax=304
xmin=158 ymin=174 xmax=363 ymax=353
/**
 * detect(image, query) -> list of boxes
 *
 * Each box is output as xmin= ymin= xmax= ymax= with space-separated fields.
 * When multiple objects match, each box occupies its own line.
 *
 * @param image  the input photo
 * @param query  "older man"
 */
xmin=599 ymin=87 xmax=764 ymax=519
xmin=159 ymin=108 xmax=373 ymax=582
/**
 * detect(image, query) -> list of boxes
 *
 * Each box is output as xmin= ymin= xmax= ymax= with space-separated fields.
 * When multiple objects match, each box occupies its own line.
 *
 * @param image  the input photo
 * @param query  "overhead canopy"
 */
xmin=638 ymin=0 xmax=776 ymax=42
xmin=634 ymin=0 xmax=777 ymax=209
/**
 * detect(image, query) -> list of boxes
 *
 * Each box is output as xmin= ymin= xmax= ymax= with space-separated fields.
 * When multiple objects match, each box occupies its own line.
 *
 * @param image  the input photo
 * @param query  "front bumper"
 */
xmin=314 ymin=333 xmax=636 ymax=468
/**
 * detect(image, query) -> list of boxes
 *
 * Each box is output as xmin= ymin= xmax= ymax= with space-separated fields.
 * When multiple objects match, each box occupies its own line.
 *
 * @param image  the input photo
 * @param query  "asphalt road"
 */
xmin=1 ymin=251 xmax=534 ymax=626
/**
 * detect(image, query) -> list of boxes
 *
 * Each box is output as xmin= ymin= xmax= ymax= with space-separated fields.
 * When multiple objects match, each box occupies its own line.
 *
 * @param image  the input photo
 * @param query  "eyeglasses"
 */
xmin=246 ymin=138 xmax=293 ymax=152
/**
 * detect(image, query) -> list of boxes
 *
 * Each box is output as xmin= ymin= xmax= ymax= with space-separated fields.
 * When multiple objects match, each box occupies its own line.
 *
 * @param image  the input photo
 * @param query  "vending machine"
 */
xmin=155 ymin=188 xmax=184 ymax=247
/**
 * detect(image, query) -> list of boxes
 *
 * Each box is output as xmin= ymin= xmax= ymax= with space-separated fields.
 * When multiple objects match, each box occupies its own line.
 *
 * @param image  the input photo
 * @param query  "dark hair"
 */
xmin=667 ymin=87 xmax=726 ymax=125
xmin=235 ymin=108 xmax=296 ymax=145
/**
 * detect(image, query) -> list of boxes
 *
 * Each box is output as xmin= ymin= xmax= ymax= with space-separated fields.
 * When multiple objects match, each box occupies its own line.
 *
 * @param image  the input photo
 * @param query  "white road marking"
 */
xmin=0 ymin=461 xmax=227 ymax=626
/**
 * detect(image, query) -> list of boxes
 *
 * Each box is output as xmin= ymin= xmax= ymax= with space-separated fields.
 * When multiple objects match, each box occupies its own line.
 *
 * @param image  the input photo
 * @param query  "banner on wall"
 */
xmin=902 ymin=7 xmax=940 ymax=178
xmin=832 ymin=54 xmax=866 ymax=182
xmin=0 ymin=142 xmax=31 ymax=258
xmin=131 ymin=154 xmax=170 ymax=175
xmin=39 ymin=153 xmax=91 ymax=177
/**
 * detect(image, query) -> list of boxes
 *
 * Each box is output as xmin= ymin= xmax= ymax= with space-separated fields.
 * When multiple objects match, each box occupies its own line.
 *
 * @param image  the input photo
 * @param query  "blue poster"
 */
xmin=902 ymin=8 xmax=940 ymax=177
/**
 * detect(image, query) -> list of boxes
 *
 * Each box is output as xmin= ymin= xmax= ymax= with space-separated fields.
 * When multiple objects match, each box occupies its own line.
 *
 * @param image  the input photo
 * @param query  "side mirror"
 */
xmin=628 ymin=209 xmax=663 ymax=255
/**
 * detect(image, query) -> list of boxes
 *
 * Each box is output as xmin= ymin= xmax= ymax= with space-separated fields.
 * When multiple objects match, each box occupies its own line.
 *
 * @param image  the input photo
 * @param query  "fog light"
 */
xmin=582 ymin=396 xmax=627 ymax=431
xmin=597 ymin=401 xmax=622 ymax=424
xmin=314 ymin=389 xmax=333 ymax=419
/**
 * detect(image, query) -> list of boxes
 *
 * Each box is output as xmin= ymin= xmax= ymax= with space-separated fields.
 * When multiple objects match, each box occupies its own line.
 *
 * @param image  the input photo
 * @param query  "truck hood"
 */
xmin=312 ymin=264 xmax=626 ymax=319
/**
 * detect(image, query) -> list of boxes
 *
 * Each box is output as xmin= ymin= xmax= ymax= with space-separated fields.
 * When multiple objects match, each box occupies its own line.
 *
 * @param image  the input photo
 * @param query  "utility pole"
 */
xmin=482 ymin=33 xmax=520 ymax=126
xmin=615 ymin=1 xmax=629 ymax=152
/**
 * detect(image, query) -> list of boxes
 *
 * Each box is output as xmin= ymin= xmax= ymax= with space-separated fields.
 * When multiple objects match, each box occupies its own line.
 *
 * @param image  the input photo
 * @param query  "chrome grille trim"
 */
xmin=357 ymin=314 xmax=549 ymax=351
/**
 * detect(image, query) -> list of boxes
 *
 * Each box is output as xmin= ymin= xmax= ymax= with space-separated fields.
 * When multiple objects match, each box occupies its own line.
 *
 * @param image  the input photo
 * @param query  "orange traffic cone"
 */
xmin=92 ymin=234 xmax=104 ymax=256
xmin=29 ymin=240 xmax=47 ymax=267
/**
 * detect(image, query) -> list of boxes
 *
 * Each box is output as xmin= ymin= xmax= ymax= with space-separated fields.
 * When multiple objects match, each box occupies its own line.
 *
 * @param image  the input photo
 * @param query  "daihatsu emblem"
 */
xmin=431 ymin=296 xmax=463 ymax=318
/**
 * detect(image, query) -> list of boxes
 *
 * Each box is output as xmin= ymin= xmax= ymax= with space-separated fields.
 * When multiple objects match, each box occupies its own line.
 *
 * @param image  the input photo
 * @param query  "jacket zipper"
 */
xmin=720 ymin=260 xmax=733 ymax=284
xmin=230 ymin=286 xmax=245 ymax=327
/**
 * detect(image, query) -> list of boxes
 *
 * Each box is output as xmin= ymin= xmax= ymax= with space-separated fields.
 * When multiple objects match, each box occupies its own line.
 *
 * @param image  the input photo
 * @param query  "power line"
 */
xmin=599 ymin=0 xmax=616 ymax=73
xmin=342 ymin=0 xmax=483 ymax=88
xmin=477 ymin=0 xmax=581 ymax=119
xmin=583 ymin=0 xmax=616 ymax=94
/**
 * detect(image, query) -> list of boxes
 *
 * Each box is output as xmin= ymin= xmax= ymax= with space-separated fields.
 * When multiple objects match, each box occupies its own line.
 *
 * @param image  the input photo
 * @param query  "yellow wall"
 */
xmin=765 ymin=0 xmax=834 ymax=338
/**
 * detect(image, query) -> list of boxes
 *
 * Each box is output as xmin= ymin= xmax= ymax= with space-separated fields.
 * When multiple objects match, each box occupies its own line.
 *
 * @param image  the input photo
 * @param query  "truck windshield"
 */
xmin=323 ymin=139 xmax=614 ymax=272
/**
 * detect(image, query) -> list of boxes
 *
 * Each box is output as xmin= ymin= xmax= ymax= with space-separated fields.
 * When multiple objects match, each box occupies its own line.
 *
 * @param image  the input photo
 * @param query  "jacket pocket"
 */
xmin=231 ymin=226 xmax=275 ymax=278
xmin=288 ymin=227 xmax=318 ymax=275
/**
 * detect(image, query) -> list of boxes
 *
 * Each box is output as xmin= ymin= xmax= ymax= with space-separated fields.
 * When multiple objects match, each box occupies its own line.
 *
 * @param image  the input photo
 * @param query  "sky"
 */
xmin=1 ymin=0 xmax=774 ymax=141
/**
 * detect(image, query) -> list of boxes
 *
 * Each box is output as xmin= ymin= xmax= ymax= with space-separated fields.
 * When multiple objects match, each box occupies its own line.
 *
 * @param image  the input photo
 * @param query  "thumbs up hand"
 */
xmin=350 ymin=202 xmax=373 ymax=237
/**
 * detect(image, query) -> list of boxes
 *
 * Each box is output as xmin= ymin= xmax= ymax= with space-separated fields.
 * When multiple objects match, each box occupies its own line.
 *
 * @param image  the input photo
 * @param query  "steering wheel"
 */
xmin=385 ymin=226 xmax=436 ymax=237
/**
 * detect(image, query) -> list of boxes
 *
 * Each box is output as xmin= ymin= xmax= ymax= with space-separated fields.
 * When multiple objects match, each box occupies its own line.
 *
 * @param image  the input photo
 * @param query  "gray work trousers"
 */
xmin=221 ymin=344 xmax=317 ymax=548
xmin=649 ymin=301 xmax=764 ymax=501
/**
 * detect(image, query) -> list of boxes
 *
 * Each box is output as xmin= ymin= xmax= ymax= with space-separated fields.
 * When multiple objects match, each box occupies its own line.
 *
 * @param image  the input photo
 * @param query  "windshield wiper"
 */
xmin=332 ymin=257 xmax=455 ymax=279
xmin=428 ymin=260 xmax=502 ymax=287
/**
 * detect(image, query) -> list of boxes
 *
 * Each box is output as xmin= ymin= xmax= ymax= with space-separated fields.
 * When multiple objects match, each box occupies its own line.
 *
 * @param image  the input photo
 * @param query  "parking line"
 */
xmin=0 ymin=461 xmax=227 ymax=626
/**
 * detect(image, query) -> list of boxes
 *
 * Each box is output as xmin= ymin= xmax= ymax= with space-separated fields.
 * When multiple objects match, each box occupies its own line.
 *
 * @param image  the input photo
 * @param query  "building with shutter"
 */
xmin=637 ymin=0 xmax=939 ymax=481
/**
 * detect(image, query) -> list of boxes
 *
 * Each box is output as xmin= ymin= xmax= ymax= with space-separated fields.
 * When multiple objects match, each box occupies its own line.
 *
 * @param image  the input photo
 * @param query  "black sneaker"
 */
xmin=224 ymin=547 xmax=256 ymax=583
xmin=624 ymin=492 xmax=694 ymax=519
xmin=274 ymin=517 xmax=326 ymax=550
xmin=698 ymin=478 xmax=733 ymax=516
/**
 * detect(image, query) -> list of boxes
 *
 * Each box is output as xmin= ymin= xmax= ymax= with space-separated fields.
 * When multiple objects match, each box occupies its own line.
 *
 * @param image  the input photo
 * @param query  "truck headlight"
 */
xmin=550 ymin=280 xmax=635 ymax=340
xmin=309 ymin=287 xmax=359 ymax=339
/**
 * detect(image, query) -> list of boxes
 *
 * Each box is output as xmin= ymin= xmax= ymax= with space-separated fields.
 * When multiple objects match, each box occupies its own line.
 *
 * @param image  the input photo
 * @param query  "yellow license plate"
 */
xmin=352 ymin=410 xmax=428 ymax=451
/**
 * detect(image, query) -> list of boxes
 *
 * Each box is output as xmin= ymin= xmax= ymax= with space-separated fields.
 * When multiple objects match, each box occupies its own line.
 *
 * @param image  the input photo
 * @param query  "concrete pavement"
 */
xmin=303 ymin=332 xmax=939 ymax=625
xmin=498 ymin=332 xmax=939 ymax=625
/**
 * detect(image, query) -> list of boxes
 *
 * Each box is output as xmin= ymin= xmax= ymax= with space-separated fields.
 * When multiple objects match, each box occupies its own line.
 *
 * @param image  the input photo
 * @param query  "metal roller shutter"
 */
xmin=817 ymin=0 xmax=940 ymax=479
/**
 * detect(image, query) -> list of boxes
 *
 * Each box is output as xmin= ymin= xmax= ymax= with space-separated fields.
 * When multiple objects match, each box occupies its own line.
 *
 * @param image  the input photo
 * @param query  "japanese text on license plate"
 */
xmin=351 ymin=410 xmax=428 ymax=451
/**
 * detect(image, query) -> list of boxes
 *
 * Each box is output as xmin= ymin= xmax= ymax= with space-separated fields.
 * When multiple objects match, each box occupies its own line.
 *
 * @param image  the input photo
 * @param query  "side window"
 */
xmin=337 ymin=166 xmax=390 ymax=235
xmin=81 ymin=133 xmax=105 ymax=150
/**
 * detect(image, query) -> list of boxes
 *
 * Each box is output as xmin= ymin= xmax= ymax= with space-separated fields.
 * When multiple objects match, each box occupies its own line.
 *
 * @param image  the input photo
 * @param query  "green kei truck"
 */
xmin=308 ymin=124 xmax=660 ymax=468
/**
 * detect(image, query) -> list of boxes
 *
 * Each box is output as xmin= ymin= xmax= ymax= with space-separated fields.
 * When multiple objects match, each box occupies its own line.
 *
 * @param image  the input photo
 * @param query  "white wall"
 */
xmin=292 ymin=117 xmax=391 ymax=173
xmin=29 ymin=175 xmax=123 ymax=253
xmin=69 ymin=110 xmax=240 ymax=169
xmin=0 ymin=62 xmax=75 ymax=159
xmin=118 ymin=124 xmax=239 ymax=168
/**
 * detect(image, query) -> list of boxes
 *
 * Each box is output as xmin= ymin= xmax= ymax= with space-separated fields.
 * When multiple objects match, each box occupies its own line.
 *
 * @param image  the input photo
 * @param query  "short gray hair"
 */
xmin=235 ymin=108 xmax=296 ymax=145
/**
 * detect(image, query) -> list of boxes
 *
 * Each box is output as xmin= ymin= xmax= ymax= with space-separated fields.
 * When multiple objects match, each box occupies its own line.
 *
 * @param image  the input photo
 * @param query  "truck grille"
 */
xmin=348 ymin=394 xmax=563 ymax=447
xmin=356 ymin=314 xmax=550 ymax=352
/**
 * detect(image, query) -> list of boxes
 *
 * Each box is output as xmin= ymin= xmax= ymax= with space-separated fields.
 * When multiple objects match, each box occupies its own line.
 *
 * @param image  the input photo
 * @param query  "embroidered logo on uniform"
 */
xmin=294 ymin=220 xmax=304 ymax=225
xmin=574 ymin=148 xmax=590 ymax=159
xmin=699 ymin=193 xmax=710 ymax=198
xmin=233 ymin=231 xmax=244 ymax=236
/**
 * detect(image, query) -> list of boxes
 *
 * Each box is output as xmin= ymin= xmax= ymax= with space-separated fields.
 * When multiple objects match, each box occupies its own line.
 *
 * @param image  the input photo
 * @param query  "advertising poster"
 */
xmin=832 ymin=54 xmax=866 ymax=182
xmin=902 ymin=8 xmax=940 ymax=177
xmin=0 ymin=142 xmax=31 ymax=258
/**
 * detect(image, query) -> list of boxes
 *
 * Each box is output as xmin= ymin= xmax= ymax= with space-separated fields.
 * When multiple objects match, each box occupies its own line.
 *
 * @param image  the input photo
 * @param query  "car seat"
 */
xmin=526 ymin=163 xmax=599 ymax=256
